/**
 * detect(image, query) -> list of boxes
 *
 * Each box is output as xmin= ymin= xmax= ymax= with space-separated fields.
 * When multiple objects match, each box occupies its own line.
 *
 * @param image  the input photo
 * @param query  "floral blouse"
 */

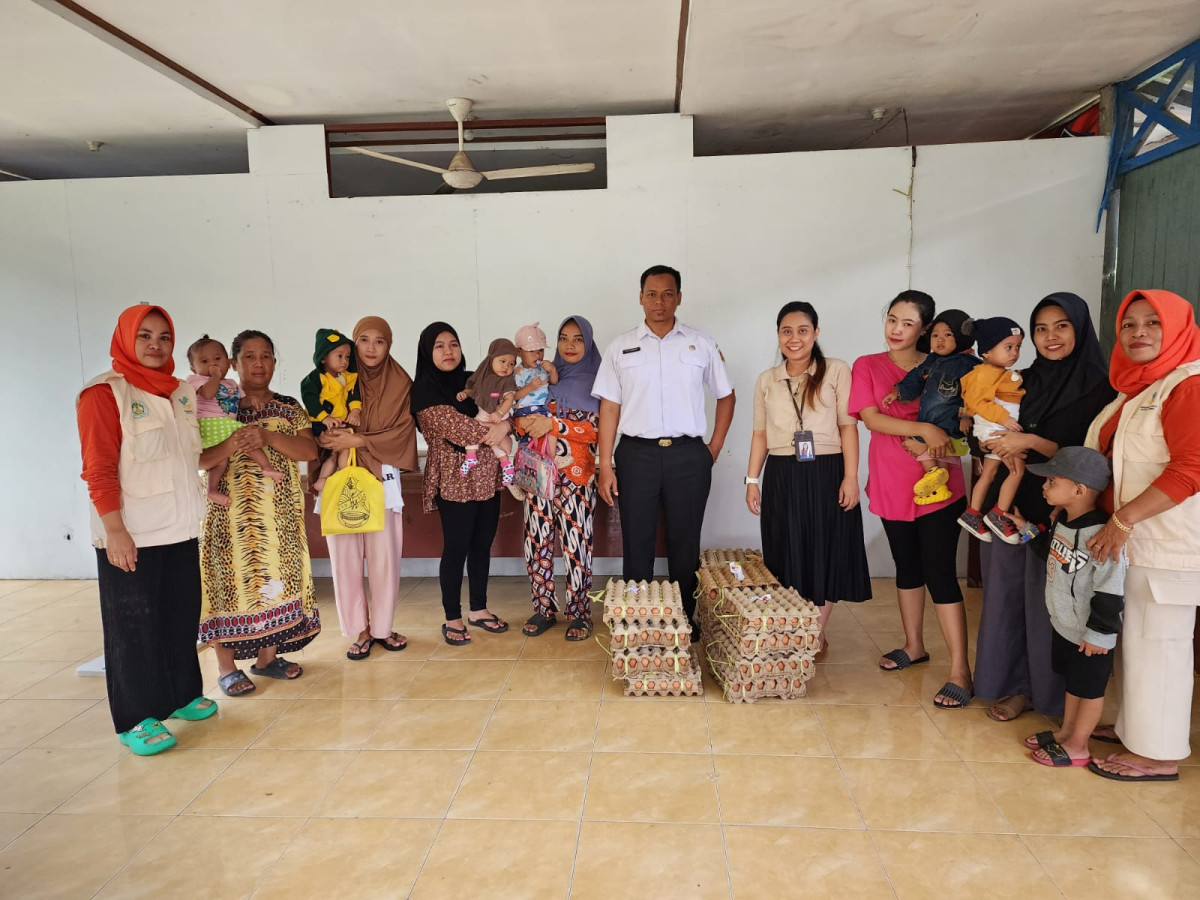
xmin=416 ymin=405 xmax=505 ymax=513
xmin=541 ymin=405 xmax=599 ymax=487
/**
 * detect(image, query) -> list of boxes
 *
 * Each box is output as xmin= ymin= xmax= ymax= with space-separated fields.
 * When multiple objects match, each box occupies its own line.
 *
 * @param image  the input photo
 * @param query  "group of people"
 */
xmin=77 ymin=267 xmax=1200 ymax=785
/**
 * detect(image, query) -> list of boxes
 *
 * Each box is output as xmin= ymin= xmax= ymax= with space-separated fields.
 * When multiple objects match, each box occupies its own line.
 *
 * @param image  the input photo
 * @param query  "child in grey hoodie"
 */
xmin=1012 ymin=446 xmax=1126 ymax=767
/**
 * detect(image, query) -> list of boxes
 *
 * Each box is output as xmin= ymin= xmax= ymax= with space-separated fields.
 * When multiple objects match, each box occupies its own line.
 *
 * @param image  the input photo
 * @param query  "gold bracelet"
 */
xmin=1111 ymin=513 xmax=1133 ymax=533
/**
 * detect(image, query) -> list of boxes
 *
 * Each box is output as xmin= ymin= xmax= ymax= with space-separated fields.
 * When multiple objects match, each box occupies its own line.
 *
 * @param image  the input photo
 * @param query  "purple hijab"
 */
xmin=549 ymin=315 xmax=602 ymax=414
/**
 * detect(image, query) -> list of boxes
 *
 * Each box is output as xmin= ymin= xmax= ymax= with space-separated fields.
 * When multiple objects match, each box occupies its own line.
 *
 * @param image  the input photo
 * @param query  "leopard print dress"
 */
xmin=198 ymin=394 xmax=321 ymax=659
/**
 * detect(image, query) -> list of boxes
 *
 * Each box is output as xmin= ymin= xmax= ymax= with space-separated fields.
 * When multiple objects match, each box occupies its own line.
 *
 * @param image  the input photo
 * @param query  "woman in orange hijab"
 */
xmin=1084 ymin=290 xmax=1200 ymax=782
xmin=76 ymin=305 xmax=216 ymax=756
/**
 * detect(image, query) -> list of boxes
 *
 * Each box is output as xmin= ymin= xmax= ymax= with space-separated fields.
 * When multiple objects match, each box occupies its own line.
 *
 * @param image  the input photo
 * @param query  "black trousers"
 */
xmin=880 ymin=498 xmax=967 ymax=605
xmin=437 ymin=493 xmax=502 ymax=620
xmin=614 ymin=437 xmax=713 ymax=619
xmin=95 ymin=539 xmax=204 ymax=734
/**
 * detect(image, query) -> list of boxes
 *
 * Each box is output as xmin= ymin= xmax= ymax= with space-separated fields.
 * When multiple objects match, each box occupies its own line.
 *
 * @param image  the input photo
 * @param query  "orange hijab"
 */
xmin=110 ymin=305 xmax=180 ymax=398
xmin=1110 ymin=290 xmax=1200 ymax=395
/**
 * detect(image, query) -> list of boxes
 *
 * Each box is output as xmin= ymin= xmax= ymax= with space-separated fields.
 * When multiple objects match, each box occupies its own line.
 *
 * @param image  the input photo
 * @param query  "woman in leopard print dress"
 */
xmin=198 ymin=330 xmax=322 ymax=696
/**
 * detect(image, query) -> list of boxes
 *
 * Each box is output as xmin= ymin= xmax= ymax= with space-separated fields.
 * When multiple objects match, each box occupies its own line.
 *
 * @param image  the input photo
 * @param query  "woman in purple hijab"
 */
xmin=516 ymin=316 xmax=602 ymax=640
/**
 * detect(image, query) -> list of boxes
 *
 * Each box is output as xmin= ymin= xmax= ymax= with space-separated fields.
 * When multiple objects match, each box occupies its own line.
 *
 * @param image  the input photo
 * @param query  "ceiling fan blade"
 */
xmin=346 ymin=146 xmax=450 ymax=175
xmin=433 ymin=183 xmax=457 ymax=195
xmin=481 ymin=162 xmax=597 ymax=181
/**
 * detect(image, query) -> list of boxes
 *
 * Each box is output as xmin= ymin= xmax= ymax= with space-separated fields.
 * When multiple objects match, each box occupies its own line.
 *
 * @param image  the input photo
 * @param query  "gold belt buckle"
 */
xmin=657 ymin=438 xmax=673 ymax=448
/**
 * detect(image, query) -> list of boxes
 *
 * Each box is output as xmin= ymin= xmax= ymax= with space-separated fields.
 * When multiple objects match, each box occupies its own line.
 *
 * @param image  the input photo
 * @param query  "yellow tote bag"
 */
xmin=319 ymin=448 xmax=385 ymax=535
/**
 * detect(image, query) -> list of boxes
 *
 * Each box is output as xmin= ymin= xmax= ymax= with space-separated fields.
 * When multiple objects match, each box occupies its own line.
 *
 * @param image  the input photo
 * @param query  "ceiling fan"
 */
xmin=347 ymin=98 xmax=596 ymax=191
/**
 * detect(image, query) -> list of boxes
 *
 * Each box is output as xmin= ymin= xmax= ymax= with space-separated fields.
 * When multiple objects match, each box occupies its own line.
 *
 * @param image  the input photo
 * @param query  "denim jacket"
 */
xmin=895 ymin=351 xmax=980 ymax=437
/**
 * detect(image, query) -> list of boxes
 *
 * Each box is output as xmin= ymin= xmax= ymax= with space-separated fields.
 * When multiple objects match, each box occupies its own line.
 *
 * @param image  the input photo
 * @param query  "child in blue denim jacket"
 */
xmin=883 ymin=309 xmax=978 ymax=505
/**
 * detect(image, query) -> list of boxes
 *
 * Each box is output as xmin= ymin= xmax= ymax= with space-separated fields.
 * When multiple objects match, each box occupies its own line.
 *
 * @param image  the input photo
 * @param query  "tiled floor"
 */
xmin=1 ymin=575 xmax=1198 ymax=898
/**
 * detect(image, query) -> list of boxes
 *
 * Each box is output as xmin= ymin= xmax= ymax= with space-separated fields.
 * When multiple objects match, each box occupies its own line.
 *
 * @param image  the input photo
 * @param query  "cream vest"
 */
xmin=1085 ymin=360 xmax=1200 ymax=571
xmin=82 ymin=371 xmax=206 ymax=549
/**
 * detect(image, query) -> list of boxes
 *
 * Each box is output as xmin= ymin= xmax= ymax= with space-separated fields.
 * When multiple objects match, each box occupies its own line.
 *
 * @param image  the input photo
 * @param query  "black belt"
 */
xmin=622 ymin=435 xmax=702 ymax=448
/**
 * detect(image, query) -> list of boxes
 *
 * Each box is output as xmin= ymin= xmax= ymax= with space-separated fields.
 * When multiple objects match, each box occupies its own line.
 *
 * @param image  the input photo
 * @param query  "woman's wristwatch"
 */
xmin=744 ymin=476 xmax=759 ymax=485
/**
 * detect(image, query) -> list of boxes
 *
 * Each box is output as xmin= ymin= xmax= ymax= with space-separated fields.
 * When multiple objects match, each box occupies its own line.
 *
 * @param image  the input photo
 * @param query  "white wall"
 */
xmin=0 ymin=116 xmax=1108 ymax=578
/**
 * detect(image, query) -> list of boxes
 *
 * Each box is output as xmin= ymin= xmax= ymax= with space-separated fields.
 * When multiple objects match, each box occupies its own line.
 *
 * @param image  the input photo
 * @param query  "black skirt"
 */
xmin=760 ymin=453 xmax=872 ymax=606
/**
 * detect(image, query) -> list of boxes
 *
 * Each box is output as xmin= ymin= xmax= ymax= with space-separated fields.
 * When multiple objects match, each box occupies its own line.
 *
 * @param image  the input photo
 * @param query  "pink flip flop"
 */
xmin=1031 ymin=742 xmax=1090 ymax=767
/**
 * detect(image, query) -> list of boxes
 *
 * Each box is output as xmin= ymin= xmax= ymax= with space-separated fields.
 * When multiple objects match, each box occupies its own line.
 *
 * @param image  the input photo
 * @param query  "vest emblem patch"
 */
xmin=131 ymin=401 xmax=148 ymax=419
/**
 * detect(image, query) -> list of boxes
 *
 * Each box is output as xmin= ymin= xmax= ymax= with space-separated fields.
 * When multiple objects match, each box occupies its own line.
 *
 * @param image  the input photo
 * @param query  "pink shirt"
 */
xmin=185 ymin=374 xmax=241 ymax=419
xmin=849 ymin=352 xmax=965 ymax=522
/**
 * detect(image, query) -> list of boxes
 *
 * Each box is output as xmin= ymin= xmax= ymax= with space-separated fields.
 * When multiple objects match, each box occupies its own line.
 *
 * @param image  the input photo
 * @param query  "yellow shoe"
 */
xmin=913 ymin=466 xmax=949 ymax=495
xmin=914 ymin=484 xmax=952 ymax=506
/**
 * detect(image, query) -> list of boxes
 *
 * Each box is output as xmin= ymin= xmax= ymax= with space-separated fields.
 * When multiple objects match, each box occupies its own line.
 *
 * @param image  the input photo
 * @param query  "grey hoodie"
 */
xmin=1044 ymin=509 xmax=1126 ymax=650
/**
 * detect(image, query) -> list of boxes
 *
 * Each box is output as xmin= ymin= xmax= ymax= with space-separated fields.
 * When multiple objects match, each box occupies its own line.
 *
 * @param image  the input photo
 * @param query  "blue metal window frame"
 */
xmin=1099 ymin=37 xmax=1200 ymax=226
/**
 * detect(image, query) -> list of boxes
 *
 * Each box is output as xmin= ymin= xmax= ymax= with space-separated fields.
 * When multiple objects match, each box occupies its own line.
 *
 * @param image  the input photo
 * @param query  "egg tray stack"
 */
xmin=696 ymin=560 xmax=821 ymax=703
xmin=601 ymin=579 xmax=703 ymax=698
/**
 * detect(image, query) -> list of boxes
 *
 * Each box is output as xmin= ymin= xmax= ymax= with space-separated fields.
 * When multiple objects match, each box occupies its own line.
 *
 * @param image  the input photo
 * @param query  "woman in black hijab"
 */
xmin=412 ymin=322 xmax=513 ymax=645
xmin=974 ymin=293 xmax=1116 ymax=722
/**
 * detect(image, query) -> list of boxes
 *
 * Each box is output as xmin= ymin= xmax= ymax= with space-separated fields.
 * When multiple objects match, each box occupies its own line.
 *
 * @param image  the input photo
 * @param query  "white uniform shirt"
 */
xmin=591 ymin=320 xmax=734 ymax=438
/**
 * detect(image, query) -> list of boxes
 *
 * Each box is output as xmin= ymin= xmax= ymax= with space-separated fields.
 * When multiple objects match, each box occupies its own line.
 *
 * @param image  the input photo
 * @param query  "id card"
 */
xmin=793 ymin=430 xmax=815 ymax=462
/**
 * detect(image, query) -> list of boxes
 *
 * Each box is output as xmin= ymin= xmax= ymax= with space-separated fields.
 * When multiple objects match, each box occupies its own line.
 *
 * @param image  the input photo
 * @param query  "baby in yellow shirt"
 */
xmin=958 ymin=317 xmax=1026 ymax=544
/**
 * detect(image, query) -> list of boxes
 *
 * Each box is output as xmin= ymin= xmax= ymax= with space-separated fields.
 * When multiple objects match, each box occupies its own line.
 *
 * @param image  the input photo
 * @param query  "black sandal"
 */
xmin=375 ymin=632 xmax=408 ymax=652
xmin=468 ymin=614 xmax=509 ymax=634
xmin=442 ymin=623 xmax=471 ymax=646
xmin=217 ymin=670 xmax=256 ymax=696
xmin=523 ymin=613 xmax=558 ymax=636
xmin=565 ymin=618 xmax=592 ymax=641
xmin=346 ymin=638 xmax=374 ymax=661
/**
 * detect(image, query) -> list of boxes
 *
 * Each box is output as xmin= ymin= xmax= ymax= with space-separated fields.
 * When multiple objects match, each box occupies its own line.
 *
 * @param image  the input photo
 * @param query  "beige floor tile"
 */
xmin=0 ymin=813 xmax=168 ymax=899
xmin=1117 ymin=773 xmax=1200 ymax=838
xmin=378 ymin=626 xmax=447 ymax=660
xmin=197 ymin=653 xmax=331 ymax=701
xmin=184 ymin=748 xmax=355 ymax=817
xmin=519 ymin=630 xmax=612 ymax=661
xmin=164 ymin=698 xmax=292 ymax=749
xmin=316 ymin=748 xmax=472 ymax=818
xmin=251 ymin=698 xmax=394 ymax=750
xmin=0 ymin=698 xmax=95 ymax=749
xmin=0 ymin=811 xmax=41 ymax=848
xmin=449 ymin=749 xmax=589 ymax=820
xmin=584 ymin=751 xmax=718 ymax=823
xmin=815 ymin=626 xmax=893 ymax=666
xmin=804 ymin=663 xmax=920 ymax=706
xmin=706 ymin=700 xmax=832 ymax=756
xmin=97 ymin=815 xmax=302 ymax=899
xmin=59 ymin=748 xmax=240 ymax=816
xmin=0 ymin=580 xmax=39 ymax=598
xmin=593 ymin=699 xmax=710 ymax=753
xmin=6 ymin=603 xmax=103 ymax=633
xmin=1178 ymin=838 xmax=1200 ymax=865
xmin=429 ymin=628 xmax=525 ymax=659
xmin=2 ymin=631 xmax=104 ymax=663
xmin=12 ymin=661 xmax=111 ymax=701
xmin=873 ymin=830 xmax=1060 ymax=899
xmin=848 ymin=599 xmax=906 ymax=630
xmin=412 ymin=818 xmax=577 ymax=899
xmin=502 ymin=659 xmax=608 ymax=700
xmin=479 ymin=699 xmax=600 ymax=752
xmin=840 ymin=758 xmax=1013 ymax=833
xmin=895 ymin=662 xmax=975 ymax=705
xmin=0 ymin=661 xmax=63 ymax=699
xmin=401 ymin=659 xmax=515 ymax=699
xmin=931 ymin=709 xmax=1058 ymax=763
xmin=0 ymin=629 xmax=53 ymax=657
xmin=0 ymin=746 xmax=124 ymax=813
xmin=300 ymin=658 xmax=425 ymax=699
xmin=28 ymin=701 xmax=115 ymax=749
xmin=255 ymin=817 xmax=439 ymax=900
xmin=815 ymin=704 xmax=959 ymax=760
xmin=1030 ymin=835 xmax=1200 ymax=897
xmin=571 ymin=821 xmax=730 ymax=899
xmin=968 ymin=760 xmax=1167 ymax=837
xmin=725 ymin=825 xmax=892 ymax=898
xmin=368 ymin=698 xmax=495 ymax=749
xmin=715 ymin=755 xmax=862 ymax=828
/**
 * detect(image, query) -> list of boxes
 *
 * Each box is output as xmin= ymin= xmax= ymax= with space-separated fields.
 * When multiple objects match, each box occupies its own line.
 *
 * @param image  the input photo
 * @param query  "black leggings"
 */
xmin=880 ymin=498 xmax=966 ymax=605
xmin=437 ymin=494 xmax=501 ymax=620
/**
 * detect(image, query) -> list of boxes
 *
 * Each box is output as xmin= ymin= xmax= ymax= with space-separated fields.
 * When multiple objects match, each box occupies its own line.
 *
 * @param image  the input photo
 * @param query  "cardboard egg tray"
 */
xmin=601 ymin=579 xmax=689 ymax=632
xmin=697 ymin=561 xmax=780 ymax=601
xmin=611 ymin=645 xmax=692 ymax=677
xmin=699 ymin=548 xmax=763 ymax=568
xmin=705 ymin=631 xmax=815 ymax=680
xmin=609 ymin=623 xmax=692 ymax=651
xmin=705 ymin=586 xmax=820 ymax=640
xmin=622 ymin=648 xmax=705 ymax=696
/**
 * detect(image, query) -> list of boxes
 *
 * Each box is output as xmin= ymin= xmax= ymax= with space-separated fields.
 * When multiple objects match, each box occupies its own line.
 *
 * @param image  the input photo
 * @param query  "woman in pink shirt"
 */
xmin=849 ymin=291 xmax=973 ymax=709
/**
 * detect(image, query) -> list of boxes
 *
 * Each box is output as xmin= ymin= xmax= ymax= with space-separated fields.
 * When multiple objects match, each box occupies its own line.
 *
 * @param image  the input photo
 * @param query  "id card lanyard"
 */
xmin=786 ymin=377 xmax=815 ymax=462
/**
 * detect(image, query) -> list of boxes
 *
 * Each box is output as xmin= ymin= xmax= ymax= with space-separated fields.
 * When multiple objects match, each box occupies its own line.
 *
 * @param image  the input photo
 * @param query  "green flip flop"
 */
xmin=118 ymin=718 xmax=177 ymax=756
xmin=170 ymin=697 xmax=218 ymax=721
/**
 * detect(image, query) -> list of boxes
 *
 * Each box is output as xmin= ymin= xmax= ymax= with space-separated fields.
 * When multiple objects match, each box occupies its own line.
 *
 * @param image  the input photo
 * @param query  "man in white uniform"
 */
xmin=592 ymin=265 xmax=735 ymax=635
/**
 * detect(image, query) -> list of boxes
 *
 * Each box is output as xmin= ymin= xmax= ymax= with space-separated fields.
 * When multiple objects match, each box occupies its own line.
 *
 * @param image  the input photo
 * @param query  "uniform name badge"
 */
xmin=793 ymin=430 xmax=815 ymax=462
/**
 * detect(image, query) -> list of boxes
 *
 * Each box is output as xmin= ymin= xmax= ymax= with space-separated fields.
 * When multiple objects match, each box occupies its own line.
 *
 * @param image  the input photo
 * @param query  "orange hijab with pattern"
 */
xmin=1110 ymin=290 xmax=1200 ymax=395
xmin=110 ymin=305 xmax=180 ymax=398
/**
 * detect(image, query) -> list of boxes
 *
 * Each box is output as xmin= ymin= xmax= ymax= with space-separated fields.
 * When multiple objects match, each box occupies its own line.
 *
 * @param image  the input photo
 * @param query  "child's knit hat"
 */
xmin=973 ymin=317 xmax=1024 ymax=355
xmin=514 ymin=322 xmax=548 ymax=351
xmin=930 ymin=309 xmax=975 ymax=354
xmin=313 ymin=328 xmax=354 ymax=369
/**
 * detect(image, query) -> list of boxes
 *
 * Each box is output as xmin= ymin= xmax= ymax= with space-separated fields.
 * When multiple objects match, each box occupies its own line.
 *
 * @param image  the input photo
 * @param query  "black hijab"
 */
xmin=411 ymin=322 xmax=477 ymax=428
xmin=1019 ymin=293 xmax=1111 ymax=434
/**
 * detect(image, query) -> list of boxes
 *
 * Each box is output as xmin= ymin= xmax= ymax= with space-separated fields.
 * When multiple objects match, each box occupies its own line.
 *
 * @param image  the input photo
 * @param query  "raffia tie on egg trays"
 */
xmin=597 ymin=579 xmax=703 ymax=697
xmin=696 ymin=550 xmax=821 ymax=703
